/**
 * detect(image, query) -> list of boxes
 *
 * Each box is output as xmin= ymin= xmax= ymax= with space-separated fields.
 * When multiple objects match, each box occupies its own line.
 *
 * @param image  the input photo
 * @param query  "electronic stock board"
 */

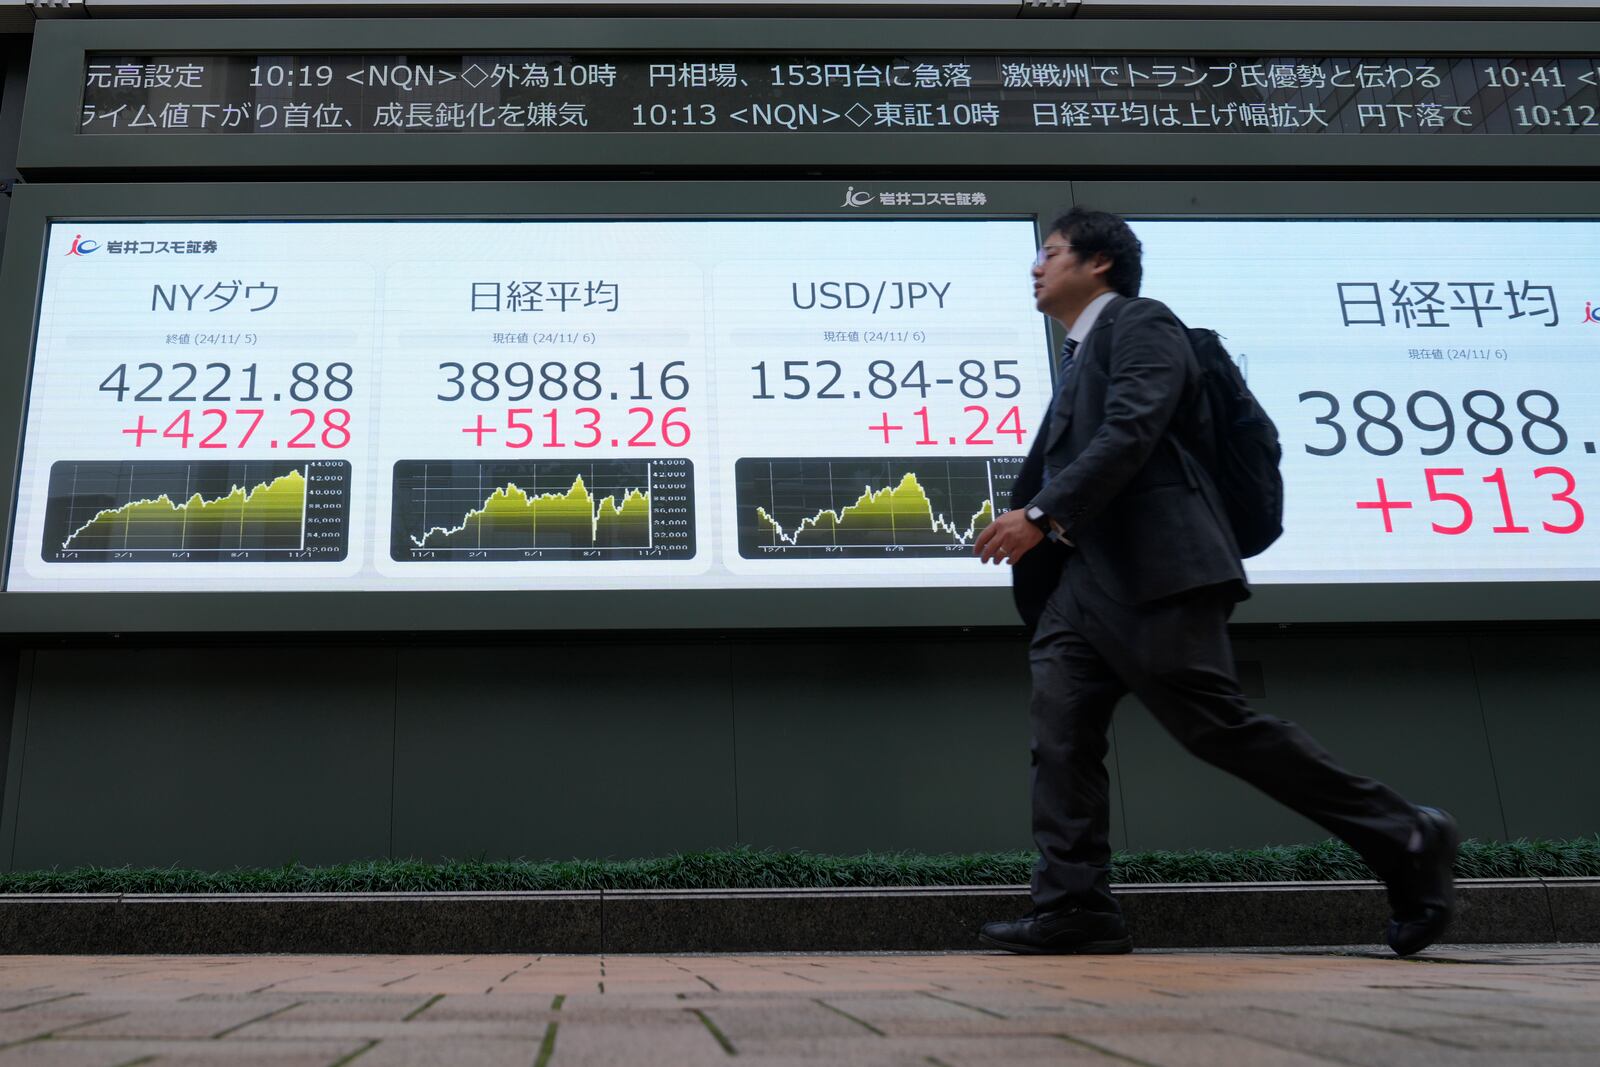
xmin=2 ymin=17 xmax=1598 ymax=631
xmin=3 ymin=181 xmax=1599 ymax=632
xmin=10 ymin=211 xmax=1053 ymax=596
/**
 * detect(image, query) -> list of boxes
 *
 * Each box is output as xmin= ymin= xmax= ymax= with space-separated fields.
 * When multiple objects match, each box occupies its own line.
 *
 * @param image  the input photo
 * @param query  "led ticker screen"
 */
xmin=77 ymin=54 xmax=1600 ymax=137
xmin=1138 ymin=220 xmax=1599 ymax=585
xmin=7 ymin=219 xmax=1053 ymax=593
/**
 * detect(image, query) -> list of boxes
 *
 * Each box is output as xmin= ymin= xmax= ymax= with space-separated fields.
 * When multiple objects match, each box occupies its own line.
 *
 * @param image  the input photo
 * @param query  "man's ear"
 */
xmin=1088 ymin=253 xmax=1114 ymax=280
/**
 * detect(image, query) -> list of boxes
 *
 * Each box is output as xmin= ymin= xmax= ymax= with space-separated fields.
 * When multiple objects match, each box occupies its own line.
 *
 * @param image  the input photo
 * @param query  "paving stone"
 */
xmin=403 ymin=993 xmax=563 ymax=1023
xmin=3 ymin=946 xmax=1596 ymax=1065
xmin=702 ymin=999 xmax=887 ymax=1041
xmin=272 ymin=994 xmax=443 ymax=1022
xmin=732 ymin=1034 xmax=1108 ymax=1065
xmin=543 ymin=1014 xmax=729 ymax=1065
xmin=0 ymin=994 xmax=80 ymax=1014
xmin=232 ymin=1018 xmax=561 ymax=1042
xmin=0 ymin=1011 xmax=125 ymax=1047
xmin=62 ymin=999 xmax=314 ymax=1039
xmin=1405 ymin=1024 xmax=1600 ymax=1051
xmin=734 ymin=1043 xmax=1087 ymax=1066
xmin=873 ymin=1036 xmax=1120 ymax=1066
xmin=1220 ymin=1006 xmax=1555 ymax=1067
xmin=819 ymin=991 xmax=1019 ymax=1026
xmin=0 ymin=1037 xmax=368 ymax=1066
xmin=1069 ymin=1028 xmax=1357 ymax=1066
xmin=355 ymin=1036 xmax=547 ymax=1066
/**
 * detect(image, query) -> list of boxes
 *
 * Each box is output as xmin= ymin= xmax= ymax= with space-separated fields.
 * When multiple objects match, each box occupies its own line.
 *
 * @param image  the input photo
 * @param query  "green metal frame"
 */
xmin=19 ymin=17 xmax=1600 ymax=175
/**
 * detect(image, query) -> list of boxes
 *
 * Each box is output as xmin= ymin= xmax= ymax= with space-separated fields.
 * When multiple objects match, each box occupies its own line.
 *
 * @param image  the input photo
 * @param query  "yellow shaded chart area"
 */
xmin=412 ymin=474 xmax=651 ymax=550
xmin=61 ymin=469 xmax=307 ymax=551
xmin=756 ymin=472 xmax=994 ymax=548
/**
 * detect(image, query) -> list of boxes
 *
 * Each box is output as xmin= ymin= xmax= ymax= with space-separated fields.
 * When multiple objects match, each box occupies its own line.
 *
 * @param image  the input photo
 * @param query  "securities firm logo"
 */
xmin=65 ymin=234 xmax=219 ymax=257
xmin=1586 ymin=301 xmax=1600 ymax=324
xmin=840 ymin=185 xmax=990 ymax=209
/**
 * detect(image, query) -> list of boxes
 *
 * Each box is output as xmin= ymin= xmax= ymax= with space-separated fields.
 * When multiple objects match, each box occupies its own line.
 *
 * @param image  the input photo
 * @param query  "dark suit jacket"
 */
xmin=1011 ymin=295 xmax=1246 ymax=627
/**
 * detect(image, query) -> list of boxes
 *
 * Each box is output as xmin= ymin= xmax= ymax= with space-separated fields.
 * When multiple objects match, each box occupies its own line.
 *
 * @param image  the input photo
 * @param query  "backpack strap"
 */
xmin=1103 ymin=299 xmax=1204 ymax=490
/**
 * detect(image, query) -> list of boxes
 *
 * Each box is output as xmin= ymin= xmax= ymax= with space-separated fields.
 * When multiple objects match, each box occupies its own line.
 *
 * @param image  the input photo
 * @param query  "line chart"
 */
xmin=41 ymin=460 xmax=349 ymax=562
xmin=390 ymin=458 xmax=695 ymax=561
xmin=735 ymin=456 xmax=1022 ymax=558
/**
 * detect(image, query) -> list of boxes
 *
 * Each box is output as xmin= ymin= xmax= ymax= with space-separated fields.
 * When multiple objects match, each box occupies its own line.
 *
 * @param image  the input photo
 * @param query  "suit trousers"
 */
xmin=1028 ymin=554 xmax=1420 ymax=915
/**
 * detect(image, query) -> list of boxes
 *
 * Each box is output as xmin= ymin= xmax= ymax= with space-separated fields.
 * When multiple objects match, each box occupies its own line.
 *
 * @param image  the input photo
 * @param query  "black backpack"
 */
xmin=1179 ymin=328 xmax=1284 ymax=559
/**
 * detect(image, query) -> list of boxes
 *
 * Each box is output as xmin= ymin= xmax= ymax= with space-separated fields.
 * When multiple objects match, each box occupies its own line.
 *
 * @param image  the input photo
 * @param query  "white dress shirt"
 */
xmin=1065 ymin=289 xmax=1120 ymax=353
xmin=1027 ymin=290 xmax=1119 ymax=543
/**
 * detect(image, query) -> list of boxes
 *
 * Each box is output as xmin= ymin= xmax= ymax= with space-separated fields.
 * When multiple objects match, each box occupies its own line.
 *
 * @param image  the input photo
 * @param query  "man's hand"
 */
xmin=973 ymin=508 xmax=1044 ymax=565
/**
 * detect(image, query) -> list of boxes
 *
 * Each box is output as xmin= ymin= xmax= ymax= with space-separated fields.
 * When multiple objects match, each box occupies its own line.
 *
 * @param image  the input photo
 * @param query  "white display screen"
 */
xmin=11 ymin=217 xmax=1598 ymax=596
xmin=1139 ymin=220 xmax=1598 ymax=585
xmin=7 ymin=219 xmax=1052 ymax=592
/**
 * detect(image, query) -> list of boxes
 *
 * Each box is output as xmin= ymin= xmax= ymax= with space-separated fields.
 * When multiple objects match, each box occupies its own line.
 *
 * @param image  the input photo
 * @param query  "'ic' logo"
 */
xmin=65 ymin=234 xmax=99 ymax=256
xmin=840 ymin=186 xmax=875 ymax=208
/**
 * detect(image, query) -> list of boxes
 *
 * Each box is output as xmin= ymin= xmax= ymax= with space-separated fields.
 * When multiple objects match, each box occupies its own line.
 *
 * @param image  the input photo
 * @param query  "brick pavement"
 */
xmin=0 ymin=946 xmax=1595 ymax=1066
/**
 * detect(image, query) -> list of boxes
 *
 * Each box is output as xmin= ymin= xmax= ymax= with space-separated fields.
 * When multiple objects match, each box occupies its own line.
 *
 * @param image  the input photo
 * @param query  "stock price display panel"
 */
xmin=6 ymin=219 xmax=1051 ymax=595
xmin=1139 ymin=220 xmax=1599 ymax=586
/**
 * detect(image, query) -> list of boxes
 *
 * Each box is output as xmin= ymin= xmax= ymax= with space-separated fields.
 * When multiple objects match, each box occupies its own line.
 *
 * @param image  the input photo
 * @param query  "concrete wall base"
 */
xmin=2 ymin=878 xmax=1592 ymax=954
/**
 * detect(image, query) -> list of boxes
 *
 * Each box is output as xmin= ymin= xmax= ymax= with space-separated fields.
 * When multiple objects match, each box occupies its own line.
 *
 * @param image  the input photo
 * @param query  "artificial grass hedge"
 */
xmin=3 ymin=837 xmax=1597 ymax=894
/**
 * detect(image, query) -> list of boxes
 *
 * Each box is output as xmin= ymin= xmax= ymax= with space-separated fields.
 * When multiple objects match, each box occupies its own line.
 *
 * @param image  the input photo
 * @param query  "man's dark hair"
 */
xmin=1048 ymin=207 xmax=1143 ymax=298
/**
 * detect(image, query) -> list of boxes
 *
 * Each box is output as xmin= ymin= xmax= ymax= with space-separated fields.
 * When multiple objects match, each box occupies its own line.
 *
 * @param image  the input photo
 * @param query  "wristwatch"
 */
xmin=1025 ymin=505 xmax=1073 ymax=545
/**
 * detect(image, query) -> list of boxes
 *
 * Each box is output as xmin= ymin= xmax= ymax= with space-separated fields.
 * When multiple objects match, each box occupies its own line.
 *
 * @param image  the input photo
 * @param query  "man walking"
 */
xmin=972 ymin=207 xmax=1456 ymax=956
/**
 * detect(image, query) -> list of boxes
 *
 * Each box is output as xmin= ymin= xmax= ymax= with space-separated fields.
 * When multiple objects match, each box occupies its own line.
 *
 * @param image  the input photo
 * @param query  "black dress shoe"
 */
xmin=979 ymin=908 xmax=1132 ymax=955
xmin=1384 ymin=806 xmax=1459 ymax=957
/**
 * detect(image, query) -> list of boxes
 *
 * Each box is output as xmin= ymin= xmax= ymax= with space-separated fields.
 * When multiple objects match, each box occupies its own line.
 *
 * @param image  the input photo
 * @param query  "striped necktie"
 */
xmin=1057 ymin=335 xmax=1080 ymax=381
